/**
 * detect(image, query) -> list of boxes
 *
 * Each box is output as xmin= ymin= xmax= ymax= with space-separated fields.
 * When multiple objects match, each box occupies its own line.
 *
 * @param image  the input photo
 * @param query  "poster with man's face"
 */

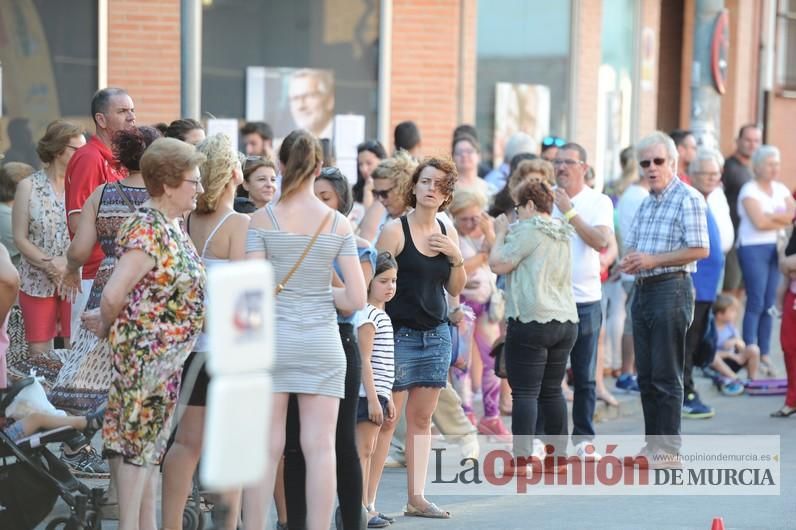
xmin=246 ymin=67 xmax=335 ymax=141
xmin=493 ymin=83 xmax=550 ymax=166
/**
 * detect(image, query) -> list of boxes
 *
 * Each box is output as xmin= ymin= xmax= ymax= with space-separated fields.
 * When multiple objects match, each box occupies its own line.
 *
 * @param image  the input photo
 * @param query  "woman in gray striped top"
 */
xmin=244 ymin=129 xmax=367 ymax=530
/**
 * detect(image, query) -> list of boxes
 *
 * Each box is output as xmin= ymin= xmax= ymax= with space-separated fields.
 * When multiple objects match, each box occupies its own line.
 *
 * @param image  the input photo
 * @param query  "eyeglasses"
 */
xmin=552 ymin=158 xmax=582 ymax=167
xmin=457 ymin=215 xmax=481 ymax=224
xmin=372 ymin=186 xmax=395 ymax=199
xmin=183 ymin=178 xmax=202 ymax=189
xmin=542 ymin=136 xmax=566 ymax=148
xmin=639 ymin=158 xmax=667 ymax=168
xmin=453 ymin=148 xmax=477 ymax=157
xmin=64 ymin=145 xmax=83 ymax=151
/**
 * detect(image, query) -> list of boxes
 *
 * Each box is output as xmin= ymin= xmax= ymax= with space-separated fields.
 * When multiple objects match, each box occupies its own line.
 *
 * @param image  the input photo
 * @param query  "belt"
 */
xmin=635 ymin=271 xmax=687 ymax=286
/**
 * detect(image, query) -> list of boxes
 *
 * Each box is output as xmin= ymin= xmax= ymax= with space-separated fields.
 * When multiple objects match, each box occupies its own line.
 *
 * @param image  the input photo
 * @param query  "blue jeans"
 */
xmin=632 ymin=274 xmax=694 ymax=453
xmin=571 ymin=301 xmax=602 ymax=443
xmin=737 ymin=243 xmax=780 ymax=356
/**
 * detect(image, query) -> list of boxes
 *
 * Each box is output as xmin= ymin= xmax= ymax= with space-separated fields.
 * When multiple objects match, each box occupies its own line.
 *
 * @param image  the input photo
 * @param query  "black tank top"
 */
xmin=386 ymin=215 xmax=451 ymax=330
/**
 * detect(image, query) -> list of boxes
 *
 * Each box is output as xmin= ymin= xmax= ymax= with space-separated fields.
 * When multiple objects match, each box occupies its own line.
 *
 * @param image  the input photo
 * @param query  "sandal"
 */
xmin=404 ymin=501 xmax=451 ymax=519
xmin=367 ymin=503 xmax=395 ymax=523
xmin=367 ymin=514 xmax=390 ymax=528
xmin=770 ymin=406 xmax=796 ymax=418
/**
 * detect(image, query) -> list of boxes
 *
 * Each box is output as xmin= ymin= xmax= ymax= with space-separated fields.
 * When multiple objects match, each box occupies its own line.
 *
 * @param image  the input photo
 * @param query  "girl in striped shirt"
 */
xmin=356 ymin=251 xmax=397 ymax=528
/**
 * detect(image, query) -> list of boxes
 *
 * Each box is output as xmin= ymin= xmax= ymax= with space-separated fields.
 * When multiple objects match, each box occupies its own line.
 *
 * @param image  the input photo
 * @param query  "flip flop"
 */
xmin=367 ymin=515 xmax=390 ymax=528
xmin=404 ymin=502 xmax=451 ymax=519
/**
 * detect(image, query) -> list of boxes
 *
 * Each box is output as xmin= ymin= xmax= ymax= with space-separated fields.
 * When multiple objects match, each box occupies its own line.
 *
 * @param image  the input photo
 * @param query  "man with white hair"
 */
xmin=620 ymin=131 xmax=709 ymax=465
xmin=683 ymin=148 xmax=732 ymax=417
xmin=484 ymin=132 xmax=537 ymax=193
xmin=288 ymin=69 xmax=334 ymax=139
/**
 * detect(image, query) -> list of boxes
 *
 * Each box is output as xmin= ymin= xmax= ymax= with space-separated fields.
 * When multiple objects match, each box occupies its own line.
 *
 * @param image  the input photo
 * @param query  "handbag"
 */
xmin=274 ymin=211 xmax=334 ymax=295
xmin=489 ymin=340 xmax=508 ymax=379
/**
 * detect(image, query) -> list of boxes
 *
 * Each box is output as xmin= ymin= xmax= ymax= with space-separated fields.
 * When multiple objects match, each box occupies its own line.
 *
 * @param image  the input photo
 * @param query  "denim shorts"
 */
xmin=356 ymin=395 xmax=389 ymax=423
xmin=393 ymin=322 xmax=452 ymax=391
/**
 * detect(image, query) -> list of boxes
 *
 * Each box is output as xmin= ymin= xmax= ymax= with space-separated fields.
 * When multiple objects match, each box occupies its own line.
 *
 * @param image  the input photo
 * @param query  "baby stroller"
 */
xmin=0 ymin=377 xmax=104 ymax=530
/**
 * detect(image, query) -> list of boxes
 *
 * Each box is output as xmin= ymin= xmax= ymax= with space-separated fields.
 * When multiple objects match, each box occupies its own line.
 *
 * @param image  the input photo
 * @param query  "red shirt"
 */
xmin=65 ymin=136 xmax=126 ymax=280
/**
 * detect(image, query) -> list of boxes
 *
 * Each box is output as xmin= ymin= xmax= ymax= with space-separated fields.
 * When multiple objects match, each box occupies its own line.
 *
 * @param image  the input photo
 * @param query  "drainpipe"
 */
xmin=181 ymin=0 xmax=202 ymax=119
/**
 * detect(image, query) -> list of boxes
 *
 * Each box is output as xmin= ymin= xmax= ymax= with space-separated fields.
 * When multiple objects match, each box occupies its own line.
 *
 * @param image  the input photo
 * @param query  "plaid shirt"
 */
xmin=625 ymin=176 xmax=709 ymax=277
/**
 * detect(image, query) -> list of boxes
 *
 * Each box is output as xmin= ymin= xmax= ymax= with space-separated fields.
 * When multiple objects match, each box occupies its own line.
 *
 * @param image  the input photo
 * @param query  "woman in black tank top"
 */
xmin=374 ymin=157 xmax=466 ymax=519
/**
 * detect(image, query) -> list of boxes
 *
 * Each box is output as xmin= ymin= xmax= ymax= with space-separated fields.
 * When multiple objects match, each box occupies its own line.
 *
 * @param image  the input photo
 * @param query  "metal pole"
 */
xmin=377 ymin=0 xmax=393 ymax=149
xmin=690 ymin=0 xmax=725 ymax=150
xmin=181 ymin=0 xmax=202 ymax=119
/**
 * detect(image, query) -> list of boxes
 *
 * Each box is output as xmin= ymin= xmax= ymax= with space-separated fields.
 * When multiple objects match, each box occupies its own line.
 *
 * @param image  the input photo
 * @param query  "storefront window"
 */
xmin=0 ymin=0 xmax=98 ymax=162
xmin=201 ymin=0 xmax=380 ymax=139
xmin=475 ymin=0 xmax=571 ymax=166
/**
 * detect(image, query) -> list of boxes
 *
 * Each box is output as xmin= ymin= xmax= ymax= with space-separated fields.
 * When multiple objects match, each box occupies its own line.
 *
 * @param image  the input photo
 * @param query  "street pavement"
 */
xmin=37 ymin=348 xmax=795 ymax=530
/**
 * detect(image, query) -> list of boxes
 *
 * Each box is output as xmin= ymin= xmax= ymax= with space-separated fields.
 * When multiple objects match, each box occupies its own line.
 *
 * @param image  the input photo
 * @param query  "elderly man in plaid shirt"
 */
xmin=621 ymin=131 xmax=709 ymax=463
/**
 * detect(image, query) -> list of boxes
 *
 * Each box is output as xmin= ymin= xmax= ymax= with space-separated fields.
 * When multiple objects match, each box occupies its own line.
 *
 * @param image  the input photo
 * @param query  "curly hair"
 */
xmin=406 ymin=157 xmax=458 ymax=212
xmin=514 ymin=179 xmax=554 ymax=215
xmin=371 ymin=150 xmax=417 ymax=211
xmin=195 ymin=133 xmax=239 ymax=214
xmin=36 ymin=120 xmax=83 ymax=164
xmin=113 ymin=126 xmax=162 ymax=172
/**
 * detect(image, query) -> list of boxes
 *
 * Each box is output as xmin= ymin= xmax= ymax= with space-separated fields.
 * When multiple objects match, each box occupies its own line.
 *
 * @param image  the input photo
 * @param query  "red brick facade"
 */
xmin=107 ymin=0 xmax=182 ymax=125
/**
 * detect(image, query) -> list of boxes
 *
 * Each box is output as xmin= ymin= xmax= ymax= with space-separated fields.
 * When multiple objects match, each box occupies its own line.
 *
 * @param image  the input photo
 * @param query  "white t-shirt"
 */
xmin=707 ymin=188 xmax=735 ymax=253
xmin=356 ymin=304 xmax=395 ymax=399
xmin=553 ymin=186 xmax=615 ymax=303
xmin=616 ymin=184 xmax=649 ymax=283
xmin=737 ymin=180 xmax=791 ymax=246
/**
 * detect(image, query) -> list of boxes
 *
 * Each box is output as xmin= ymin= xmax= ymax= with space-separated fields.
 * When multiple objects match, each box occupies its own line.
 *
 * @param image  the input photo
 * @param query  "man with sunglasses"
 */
xmin=550 ymin=142 xmax=615 ymax=460
xmin=621 ymin=131 xmax=709 ymax=465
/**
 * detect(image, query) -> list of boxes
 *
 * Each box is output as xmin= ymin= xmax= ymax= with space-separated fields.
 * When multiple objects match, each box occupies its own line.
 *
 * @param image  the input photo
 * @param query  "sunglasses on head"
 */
xmin=320 ymin=166 xmax=345 ymax=180
xmin=639 ymin=158 xmax=667 ymax=169
xmin=542 ymin=136 xmax=566 ymax=148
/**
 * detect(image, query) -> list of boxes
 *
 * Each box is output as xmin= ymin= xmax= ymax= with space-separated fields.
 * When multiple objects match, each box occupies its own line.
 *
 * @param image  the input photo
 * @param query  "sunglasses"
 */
xmin=639 ymin=158 xmax=667 ymax=168
xmin=320 ymin=166 xmax=345 ymax=180
xmin=542 ymin=136 xmax=566 ymax=148
xmin=372 ymin=186 xmax=395 ymax=199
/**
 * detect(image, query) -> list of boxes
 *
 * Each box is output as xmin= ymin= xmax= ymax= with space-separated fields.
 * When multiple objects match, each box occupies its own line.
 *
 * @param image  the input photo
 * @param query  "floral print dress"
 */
xmin=102 ymin=207 xmax=206 ymax=466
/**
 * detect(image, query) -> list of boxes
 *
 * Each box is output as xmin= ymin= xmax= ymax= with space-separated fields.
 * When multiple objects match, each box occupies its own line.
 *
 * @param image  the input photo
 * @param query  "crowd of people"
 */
xmin=0 ymin=85 xmax=794 ymax=530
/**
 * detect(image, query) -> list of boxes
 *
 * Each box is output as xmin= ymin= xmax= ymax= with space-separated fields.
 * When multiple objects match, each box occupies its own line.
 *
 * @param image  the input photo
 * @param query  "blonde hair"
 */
xmin=36 ymin=120 xmax=83 ymax=164
xmin=509 ymin=159 xmax=554 ymax=190
xmin=277 ymin=129 xmax=323 ymax=202
xmin=371 ymin=150 xmax=417 ymax=209
xmin=140 ymin=138 xmax=206 ymax=198
xmin=449 ymin=188 xmax=487 ymax=216
xmin=196 ymin=133 xmax=238 ymax=213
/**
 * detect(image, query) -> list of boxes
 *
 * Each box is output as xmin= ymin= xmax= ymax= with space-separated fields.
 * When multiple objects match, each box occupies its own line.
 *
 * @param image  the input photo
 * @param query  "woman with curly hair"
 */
xmin=358 ymin=151 xmax=417 ymax=244
xmin=375 ymin=157 xmax=465 ymax=518
xmin=53 ymin=126 xmax=161 ymax=414
xmin=161 ymin=133 xmax=248 ymax=530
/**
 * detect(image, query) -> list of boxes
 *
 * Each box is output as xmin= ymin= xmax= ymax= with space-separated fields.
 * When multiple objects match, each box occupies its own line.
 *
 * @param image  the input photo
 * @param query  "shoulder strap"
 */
xmin=265 ymin=204 xmax=280 ymax=230
xmin=201 ymin=211 xmax=236 ymax=258
xmin=437 ymin=218 xmax=447 ymax=235
xmin=113 ymin=182 xmax=137 ymax=213
xmin=275 ymin=210 xmax=335 ymax=296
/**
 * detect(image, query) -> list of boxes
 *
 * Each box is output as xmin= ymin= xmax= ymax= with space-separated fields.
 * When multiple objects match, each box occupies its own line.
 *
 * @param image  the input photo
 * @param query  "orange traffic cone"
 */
xmin=711 ymin=517 xmax=725 ymax=530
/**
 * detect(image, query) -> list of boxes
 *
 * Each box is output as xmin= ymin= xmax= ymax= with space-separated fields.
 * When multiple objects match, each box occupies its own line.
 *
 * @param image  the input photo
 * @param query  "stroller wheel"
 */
xmin=183 ymin=503 xmax=204 ymax=530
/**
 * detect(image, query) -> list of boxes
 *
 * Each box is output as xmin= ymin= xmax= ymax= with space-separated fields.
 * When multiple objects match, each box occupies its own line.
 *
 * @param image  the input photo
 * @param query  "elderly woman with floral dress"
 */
xmin=83 ymin=138 xmax=207 ymax=530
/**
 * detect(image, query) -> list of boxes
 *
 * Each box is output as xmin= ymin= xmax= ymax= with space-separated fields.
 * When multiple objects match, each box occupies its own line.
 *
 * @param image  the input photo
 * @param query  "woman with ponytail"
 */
xmin=161 ymin=133 xmax=248 ymax=530
xmin=245 ymin=129 xmax=367 ymax=530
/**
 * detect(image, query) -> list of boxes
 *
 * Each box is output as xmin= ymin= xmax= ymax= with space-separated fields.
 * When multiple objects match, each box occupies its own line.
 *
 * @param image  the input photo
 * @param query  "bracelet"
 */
xmin=564 ymin=208 xmax=578 ymax=222
xmin=450 ymin=256 xmax=465 ymax=268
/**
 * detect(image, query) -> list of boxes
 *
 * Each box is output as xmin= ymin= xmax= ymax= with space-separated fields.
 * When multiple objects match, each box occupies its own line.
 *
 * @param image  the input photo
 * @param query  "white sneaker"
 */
xmin=531 ymin=438 xmax=546 ymax=461
xmin=573 ymin=441 xmax=602 ymax=461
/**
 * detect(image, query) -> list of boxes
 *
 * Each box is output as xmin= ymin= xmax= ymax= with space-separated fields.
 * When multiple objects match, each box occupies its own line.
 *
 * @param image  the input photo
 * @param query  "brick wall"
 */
xmin=389 ymin=0 xmax=476 ymax=157
xmin=107 ymin=0 xmax=181 ymax=125
xmin=570 ymin=0 xmax=602 ymax=159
